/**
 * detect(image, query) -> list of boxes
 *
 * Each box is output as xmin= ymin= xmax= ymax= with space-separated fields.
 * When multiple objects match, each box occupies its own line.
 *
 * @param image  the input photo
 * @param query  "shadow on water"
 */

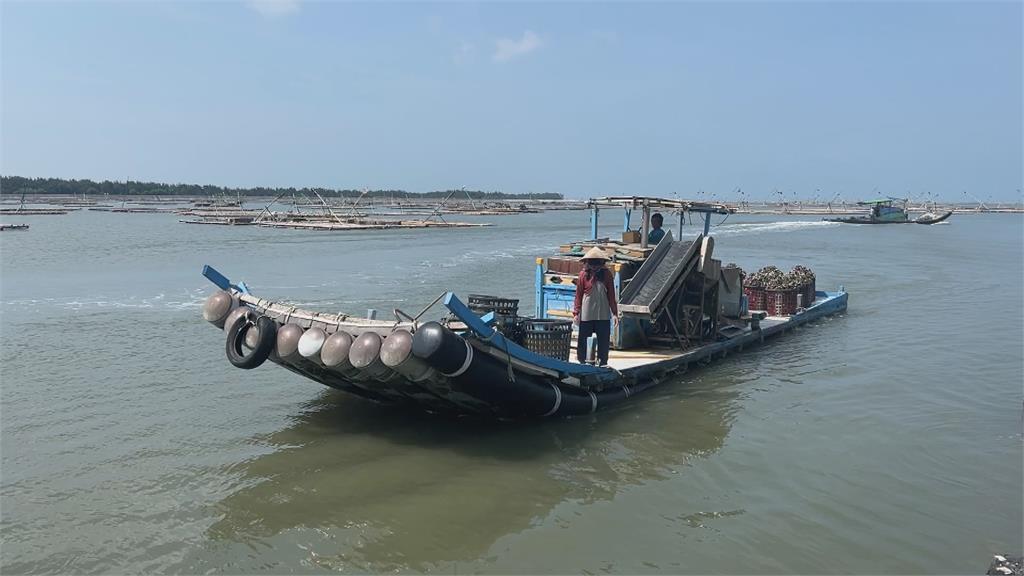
xmin=186 ymin=364 xmax=753 ymax=572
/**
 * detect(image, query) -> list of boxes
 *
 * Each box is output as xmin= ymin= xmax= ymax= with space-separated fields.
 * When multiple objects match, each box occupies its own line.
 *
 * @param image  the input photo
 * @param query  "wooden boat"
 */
xmin=201 ymin=197 xmax=849 ymax=419
xmin=825 ymin=197 xmax=953 ymax=225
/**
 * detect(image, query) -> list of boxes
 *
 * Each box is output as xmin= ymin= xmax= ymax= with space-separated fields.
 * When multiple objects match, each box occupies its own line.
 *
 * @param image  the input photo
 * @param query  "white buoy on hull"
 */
xmin=298 ymin=327 xmax=328 ymax=366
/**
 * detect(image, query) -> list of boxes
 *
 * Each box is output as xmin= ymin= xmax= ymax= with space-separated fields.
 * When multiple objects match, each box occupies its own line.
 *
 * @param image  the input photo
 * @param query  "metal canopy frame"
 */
xmin=587 ymin=196 xmax=733 ymax=214
xmin=586 ymin=196 xmax=733 ymax=247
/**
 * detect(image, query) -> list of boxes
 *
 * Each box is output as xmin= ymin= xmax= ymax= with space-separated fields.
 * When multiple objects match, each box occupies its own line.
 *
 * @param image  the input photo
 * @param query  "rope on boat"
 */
xmin=501 ymin=334 xmax=516 ymax=384
xmin=476 ymin=328 xmax=517 ymax=384
xmin=251 ymin=300 xmax=317 ymax=329
xmin=247 ymin=298 xmax=276 ymax=327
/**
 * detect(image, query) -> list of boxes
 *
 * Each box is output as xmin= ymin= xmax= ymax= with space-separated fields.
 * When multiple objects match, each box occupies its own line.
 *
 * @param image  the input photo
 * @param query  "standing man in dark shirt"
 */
xmin=648 ymin=213 xmax=666 ymax=244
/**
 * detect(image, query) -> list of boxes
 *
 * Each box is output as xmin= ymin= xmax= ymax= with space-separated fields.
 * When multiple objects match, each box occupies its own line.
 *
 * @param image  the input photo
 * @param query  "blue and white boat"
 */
xmin=201 ymin=196 xmax=849 ymax=419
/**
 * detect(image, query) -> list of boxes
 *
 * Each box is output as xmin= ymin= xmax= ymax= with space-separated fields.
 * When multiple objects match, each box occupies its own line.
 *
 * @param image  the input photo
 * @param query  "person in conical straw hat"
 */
xmin=573 ymin=246 xmax=619 ymax=365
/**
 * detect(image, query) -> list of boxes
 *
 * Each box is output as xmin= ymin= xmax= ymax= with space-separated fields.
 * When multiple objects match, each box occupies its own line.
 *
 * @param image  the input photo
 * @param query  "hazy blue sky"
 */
xmin=2 ymin=1 xmax=1021 ymax=201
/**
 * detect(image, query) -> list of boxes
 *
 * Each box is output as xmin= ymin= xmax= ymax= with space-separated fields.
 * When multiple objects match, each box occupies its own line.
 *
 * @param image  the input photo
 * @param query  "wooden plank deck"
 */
xmin=567 ymin=296 xmax=842 ymax=375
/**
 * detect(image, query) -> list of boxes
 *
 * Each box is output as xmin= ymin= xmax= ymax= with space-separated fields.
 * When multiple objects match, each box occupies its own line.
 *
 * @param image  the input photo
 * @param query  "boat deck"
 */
xmin=450 ymin=288 xmax=847 ymax=390
xmin=551 ymin=290 xmax=847 ymax=387
xmin=569 ymin=317 xmax=789 ymax=370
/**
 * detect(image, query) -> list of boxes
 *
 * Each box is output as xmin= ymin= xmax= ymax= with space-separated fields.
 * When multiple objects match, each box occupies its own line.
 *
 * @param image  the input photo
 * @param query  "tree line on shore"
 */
xmin=0 ymin=176 xmax=563 ymax=201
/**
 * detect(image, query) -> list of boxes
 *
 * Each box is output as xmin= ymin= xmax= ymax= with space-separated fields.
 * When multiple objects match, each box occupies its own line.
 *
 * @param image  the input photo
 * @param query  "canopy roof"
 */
xmin=856 ymin=197 xmax=907 ymax=206
xmin=588 ymin=196 xmax=733 ymax=214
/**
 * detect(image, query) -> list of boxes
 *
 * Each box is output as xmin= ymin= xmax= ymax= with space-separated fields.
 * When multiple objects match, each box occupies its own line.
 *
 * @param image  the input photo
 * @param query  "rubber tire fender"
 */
xmin=226 ymin=315 xmax=277 ymax=369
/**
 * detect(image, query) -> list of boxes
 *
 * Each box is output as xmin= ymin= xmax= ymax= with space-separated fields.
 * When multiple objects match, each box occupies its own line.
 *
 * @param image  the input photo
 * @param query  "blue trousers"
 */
xmin=577 ymin=319 xmax=611 ymax=364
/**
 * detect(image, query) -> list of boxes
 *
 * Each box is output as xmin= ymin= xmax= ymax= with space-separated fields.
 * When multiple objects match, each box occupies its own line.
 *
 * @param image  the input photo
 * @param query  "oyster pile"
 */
xmin=745 ymin=265 xmax=815 ymax=291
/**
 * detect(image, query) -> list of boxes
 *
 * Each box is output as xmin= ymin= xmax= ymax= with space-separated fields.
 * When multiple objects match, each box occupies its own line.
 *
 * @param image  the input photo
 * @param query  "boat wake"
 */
xmin=410 ymin=242 xmax=559 ymax=273
xmin=713 ymin=220 xmax=842 ymax=237
xmin=0 ymin=290 xmax=412 ymax=313
xmin=1 ymin=289 xmax=208 ymax=312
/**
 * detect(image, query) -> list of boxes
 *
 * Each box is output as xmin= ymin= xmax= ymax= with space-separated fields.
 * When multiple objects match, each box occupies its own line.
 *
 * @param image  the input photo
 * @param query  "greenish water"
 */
xmin=1 ymin=209 xmax=1021 ymax=574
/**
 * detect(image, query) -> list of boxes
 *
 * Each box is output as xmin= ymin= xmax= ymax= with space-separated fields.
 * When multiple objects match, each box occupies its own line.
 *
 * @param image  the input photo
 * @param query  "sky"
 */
xmin=1 ymin=1 xmax=1021 ymax=201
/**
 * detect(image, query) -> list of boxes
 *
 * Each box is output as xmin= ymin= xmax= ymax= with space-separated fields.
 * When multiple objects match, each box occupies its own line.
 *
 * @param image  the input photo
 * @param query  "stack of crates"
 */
xmin=803 ymin=279 xmax=816 ymax=306
xmin=765 ymin=289 xmax=799 ymax=316
xmin=468 ymin=295 xmax=523 ymax=344
xmin=743 ymin=286 xmax=767 ymax=311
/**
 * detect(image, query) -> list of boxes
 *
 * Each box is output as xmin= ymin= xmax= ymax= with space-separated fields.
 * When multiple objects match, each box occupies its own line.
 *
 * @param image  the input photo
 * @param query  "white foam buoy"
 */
xmin=298 ymin=327 xmax=327 ymax=365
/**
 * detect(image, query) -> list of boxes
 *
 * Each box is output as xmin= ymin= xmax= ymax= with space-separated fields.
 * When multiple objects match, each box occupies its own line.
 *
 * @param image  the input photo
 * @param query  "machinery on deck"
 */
xmin=534 ymin=196 xmax=736 ymax=351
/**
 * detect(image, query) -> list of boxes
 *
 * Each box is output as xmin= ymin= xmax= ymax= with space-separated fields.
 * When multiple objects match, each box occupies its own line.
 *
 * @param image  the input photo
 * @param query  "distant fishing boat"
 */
xmin=825 ymin=197 xmax=953 ymax=225
xmin=911 ymin=210 xmax=954 ymax=224
xmin=200 ymin=196 xmax=849 ymax=419
xmin=0 ymin=224 xmax=29 ymax=231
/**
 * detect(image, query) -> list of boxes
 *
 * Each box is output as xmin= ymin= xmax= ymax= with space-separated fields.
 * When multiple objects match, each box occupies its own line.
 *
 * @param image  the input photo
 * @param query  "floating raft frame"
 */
xmin=0 ymin=208 xmax=75 ymax=215
xmin=255 ymin=219 xmax=491 ymax=230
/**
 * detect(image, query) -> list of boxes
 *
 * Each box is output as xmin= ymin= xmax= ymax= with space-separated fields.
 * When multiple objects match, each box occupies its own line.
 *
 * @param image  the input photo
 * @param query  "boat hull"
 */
xmin=825 ymin=217 xmax=906 ymax=224
xmin=913 ymin=211 xmax=953 ymax=225
xmin=204 ymin=288 xmax=849 ymax=419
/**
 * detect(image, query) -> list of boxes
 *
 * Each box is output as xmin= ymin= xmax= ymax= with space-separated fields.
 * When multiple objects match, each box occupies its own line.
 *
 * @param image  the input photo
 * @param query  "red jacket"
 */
xmin=573 ymin=266 xmax=619 ymax=317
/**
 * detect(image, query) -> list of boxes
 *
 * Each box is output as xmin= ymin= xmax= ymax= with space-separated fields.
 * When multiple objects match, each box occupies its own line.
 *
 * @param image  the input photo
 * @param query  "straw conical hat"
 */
xmin=582 ymin=246 xmax=609 ymax=261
